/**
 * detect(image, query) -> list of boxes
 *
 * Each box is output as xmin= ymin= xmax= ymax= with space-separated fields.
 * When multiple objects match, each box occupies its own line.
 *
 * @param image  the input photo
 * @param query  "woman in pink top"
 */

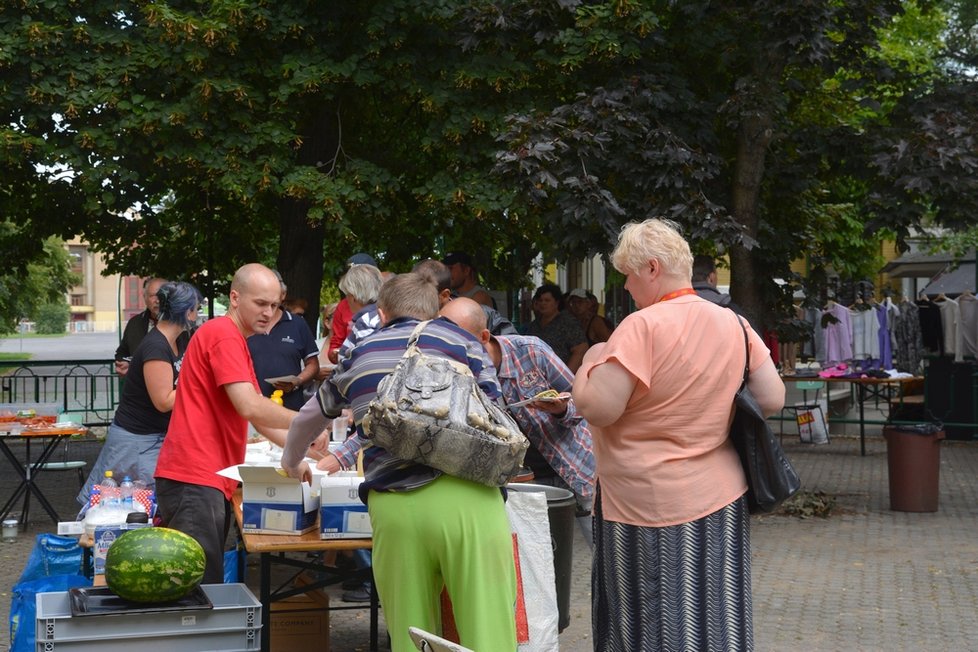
xmin=573 ymin=219 xmax=784 ymax=651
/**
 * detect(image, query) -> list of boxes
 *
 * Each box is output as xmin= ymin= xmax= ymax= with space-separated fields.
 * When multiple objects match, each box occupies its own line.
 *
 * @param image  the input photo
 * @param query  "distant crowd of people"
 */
xmin=97 ymin=228 xmax=784 ymax=652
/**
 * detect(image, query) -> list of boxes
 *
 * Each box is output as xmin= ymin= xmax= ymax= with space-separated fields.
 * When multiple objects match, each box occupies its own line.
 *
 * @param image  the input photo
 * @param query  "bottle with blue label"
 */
xmin=119 ymin=476 xmax=135 ymax=510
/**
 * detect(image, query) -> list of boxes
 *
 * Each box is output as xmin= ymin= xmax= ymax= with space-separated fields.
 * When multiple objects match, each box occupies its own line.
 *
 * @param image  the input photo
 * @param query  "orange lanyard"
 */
xmin=656 ymin=288 xmax=697 ymax=304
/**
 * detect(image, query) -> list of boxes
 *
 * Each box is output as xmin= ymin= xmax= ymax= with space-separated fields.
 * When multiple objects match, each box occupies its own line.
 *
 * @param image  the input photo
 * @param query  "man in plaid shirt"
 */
xmin=441 ymin=297 xmax=596 ymax=540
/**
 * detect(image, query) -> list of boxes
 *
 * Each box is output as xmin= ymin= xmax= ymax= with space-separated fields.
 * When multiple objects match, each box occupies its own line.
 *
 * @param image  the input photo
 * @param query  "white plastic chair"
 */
xmin=408 ymin=627 xmax=474 ymax=652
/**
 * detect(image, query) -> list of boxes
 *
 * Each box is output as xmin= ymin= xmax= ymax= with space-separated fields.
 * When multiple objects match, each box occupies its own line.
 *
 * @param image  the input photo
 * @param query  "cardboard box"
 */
xmin=320 ymin=473 xmax=372 ymax=540
xmin=231 ymin=465 xmax=320 ymax=535
xmin=271 ymin=590 xmax=330 ymax=652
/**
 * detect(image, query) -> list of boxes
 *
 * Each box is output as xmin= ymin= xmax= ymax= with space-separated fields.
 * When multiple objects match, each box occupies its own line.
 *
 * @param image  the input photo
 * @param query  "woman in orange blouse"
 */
xmin=573 ymin=218 xmax=784 ymax=651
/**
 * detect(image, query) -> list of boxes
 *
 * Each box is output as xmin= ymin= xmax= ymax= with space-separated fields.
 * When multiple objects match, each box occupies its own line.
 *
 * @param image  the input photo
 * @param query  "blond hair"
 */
xmin=611 ymin=218 xmax=693 ymax=281
xmin=377 ymin=273 xmax=439 ymax=321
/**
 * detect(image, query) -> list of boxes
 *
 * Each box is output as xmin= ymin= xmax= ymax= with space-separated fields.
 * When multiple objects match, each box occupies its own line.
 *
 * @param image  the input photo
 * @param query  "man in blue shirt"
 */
xmin=248 ymin=273 xmax=319 ymax=410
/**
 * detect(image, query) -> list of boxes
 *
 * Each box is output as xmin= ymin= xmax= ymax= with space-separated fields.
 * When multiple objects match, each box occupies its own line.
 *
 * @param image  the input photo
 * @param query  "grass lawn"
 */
xmin=0 ymin=352 xmax=33 ymax=361
xmin=1 ymin=332 xmax=67 ymax=339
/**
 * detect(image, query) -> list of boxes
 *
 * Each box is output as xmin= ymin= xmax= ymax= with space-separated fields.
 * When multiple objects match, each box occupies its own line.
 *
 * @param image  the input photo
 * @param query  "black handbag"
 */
xmin=730 ymin=318 xmax=801 ymax=514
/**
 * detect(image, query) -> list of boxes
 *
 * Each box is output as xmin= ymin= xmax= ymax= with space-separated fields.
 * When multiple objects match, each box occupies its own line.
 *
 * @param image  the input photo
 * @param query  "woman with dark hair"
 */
xmin=525 ymin=282 xmax=588 ymax=372
xmin=77 ymin=281 xmax=201 ymax=506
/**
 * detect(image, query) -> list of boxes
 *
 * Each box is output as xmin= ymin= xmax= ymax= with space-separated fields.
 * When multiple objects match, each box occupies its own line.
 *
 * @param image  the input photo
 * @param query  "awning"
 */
xmin=879 ymin=250 xmax=973 ymax=278
xmin=921 ymin=263 xmax=976 ymax=297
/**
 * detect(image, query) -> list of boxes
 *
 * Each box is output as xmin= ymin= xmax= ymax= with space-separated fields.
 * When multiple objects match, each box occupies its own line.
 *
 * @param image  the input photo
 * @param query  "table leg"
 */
xmin=23 ymin=437 xmax=68 ymax=524
xmin=21 ymin=438 xmax=32 ymax=525
xmin=859 ymin=383 xmax=867 ymax=456
xmin=261 ymin=552 xmax=271 ymax=652
xmin=370 ymin=580 xmax=379 ymax=651
xmin=0 ymin=439 xmax=29 ymax=521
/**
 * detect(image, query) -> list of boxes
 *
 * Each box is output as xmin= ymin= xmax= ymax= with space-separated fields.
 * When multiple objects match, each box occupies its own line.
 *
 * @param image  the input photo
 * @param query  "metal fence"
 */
xmin=0 ymin=359 xmax=120 ymax=426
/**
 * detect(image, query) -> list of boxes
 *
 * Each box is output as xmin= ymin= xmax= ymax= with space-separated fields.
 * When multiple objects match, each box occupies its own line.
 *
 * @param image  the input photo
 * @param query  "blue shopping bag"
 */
xmin=17 ymin=533 xmax=84 ymax=583
xmin=10 ymin=533 xmax=89 ymax=651
xmin=10 ymin=574 xmax=89 ymax=652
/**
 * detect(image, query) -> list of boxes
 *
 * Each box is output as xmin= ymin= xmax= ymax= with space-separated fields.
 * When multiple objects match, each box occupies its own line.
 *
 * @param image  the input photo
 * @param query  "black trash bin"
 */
xmin=883 ymin=423 xmax=945 ymax=512
xmin=506 ymin=483 xmax=576 ymax=632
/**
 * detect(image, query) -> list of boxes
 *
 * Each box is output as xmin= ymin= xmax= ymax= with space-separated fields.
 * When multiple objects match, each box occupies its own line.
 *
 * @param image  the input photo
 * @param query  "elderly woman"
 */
xmin=78 ymin=281 xmax=201 ymax=506
xmin=573 ymin=219 xmax=785 ymax=651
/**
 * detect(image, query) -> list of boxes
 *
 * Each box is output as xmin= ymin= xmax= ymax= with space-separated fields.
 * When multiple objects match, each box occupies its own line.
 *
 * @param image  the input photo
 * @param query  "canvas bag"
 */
xmin=362 ymin=321 xmax=529 ymax=487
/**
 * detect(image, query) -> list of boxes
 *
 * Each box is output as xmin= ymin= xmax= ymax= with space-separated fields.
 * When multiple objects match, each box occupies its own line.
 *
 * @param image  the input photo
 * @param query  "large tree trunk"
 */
xmin=729 ymin=109 xmax=773 ymax=332
xmin=276 ymin=106 xmax=338 ymax=334
xmin=729 ymin=49 xmax=784 ymax=333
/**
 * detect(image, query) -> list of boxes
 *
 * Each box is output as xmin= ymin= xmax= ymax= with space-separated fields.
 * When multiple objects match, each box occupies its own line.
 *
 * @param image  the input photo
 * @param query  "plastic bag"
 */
xmin=17 ymin=533 xmax=83 ymax=584
xmin=507 ymin=490 xmax=559 ymax=652
xmin=223 ymin=546 xmax=245 ymax=583
xmin=10 ymin=574 xmax=89 ymax=652
xmin=796 ymin=399 xmax=829 ymax=444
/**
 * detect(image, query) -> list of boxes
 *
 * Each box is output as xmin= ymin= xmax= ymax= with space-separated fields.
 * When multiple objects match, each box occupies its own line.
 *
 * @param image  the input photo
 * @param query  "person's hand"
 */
xmin=530 ymin=395 xmax=570 ymax=416
xmin=315 ymin=366 xmax=334 ymax=383
xmin=309 ymin=431 xmax=330 ymax=455
xmin=316 ymin=454 xmax=342 ymax=474
xmin=114 ymin=359 xmax=130 ymax=376
xmin=282 ymin=459 xmax=312 ymax=485
xmin=272 ymin=379 xmax=300 ymax=393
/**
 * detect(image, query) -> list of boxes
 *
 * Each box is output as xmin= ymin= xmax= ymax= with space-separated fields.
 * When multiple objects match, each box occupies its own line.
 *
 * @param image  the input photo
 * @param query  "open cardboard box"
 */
xmin=320 ymin=471 xmax=372 ymax=540
xmin=218 ymin=464 xmax=319 ymax=535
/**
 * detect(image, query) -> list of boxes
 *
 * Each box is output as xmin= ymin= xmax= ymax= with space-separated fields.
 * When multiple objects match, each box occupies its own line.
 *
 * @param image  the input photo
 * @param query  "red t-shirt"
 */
xmin=328 ymin=298 xmax=353 ymax=355
xmin=155 ymin=316 xmax=261 ymax=499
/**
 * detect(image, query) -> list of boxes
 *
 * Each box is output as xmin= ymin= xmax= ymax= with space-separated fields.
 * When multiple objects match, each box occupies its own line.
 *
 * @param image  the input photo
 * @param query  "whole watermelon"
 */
xmin=104 ymin=527 xmax=206 ymax=602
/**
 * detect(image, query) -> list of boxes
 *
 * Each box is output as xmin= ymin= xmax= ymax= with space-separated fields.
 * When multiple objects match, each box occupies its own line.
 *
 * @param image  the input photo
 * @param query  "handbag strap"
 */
xmin=737 ymin=315 xmax=750 ymax=390
xmin=405 ymin=320 xmax=432 ymax=353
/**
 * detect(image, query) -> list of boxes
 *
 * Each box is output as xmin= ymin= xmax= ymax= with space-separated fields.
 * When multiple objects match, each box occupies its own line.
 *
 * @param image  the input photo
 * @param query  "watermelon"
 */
xmin=104 ymin=527 xmax=206 ymax=603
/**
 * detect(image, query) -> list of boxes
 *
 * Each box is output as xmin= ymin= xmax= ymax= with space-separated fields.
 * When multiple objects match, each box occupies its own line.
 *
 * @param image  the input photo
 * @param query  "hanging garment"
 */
xmin=916 ymin=299 xmax=944 ymax=356
xmin=937 ymin=297 xmax=960 ymax=360
xmin=957 ymin=294 xmax=978 ymax=360
xmin=876 ymin=303 xmax=893 ymax=370
xmin=850 ymin=305 xmax=880 ymax=363
xmin=802 ymin=307 xmax=825 ymax=362
xmin=894 ymin=301 xmax=924 ymax=374
xmin=822 ymin=302 xmax=853 ymax=366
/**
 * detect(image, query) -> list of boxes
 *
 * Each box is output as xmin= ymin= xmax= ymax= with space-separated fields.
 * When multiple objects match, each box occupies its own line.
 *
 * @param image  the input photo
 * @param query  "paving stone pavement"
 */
xmin=2 ymin=415 xmax=977 ymax=650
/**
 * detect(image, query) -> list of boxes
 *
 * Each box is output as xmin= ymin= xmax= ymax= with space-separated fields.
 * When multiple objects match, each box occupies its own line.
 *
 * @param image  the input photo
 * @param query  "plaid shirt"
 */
xmin=496 ymin=335 xmax=595 ymax=503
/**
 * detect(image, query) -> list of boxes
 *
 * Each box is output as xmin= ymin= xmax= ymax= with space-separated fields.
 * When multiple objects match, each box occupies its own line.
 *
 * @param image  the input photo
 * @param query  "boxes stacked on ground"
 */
xmin=320 ymin=472 xmax=372 ymax=539
xmin=271 ymin=587 xmax=330 ymax=652
xmin=35 ymin=583 xmax=261 ymax=651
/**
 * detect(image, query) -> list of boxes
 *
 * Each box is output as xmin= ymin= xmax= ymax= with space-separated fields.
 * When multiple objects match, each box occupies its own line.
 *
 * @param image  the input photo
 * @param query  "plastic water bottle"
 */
xmin=101 ymin=471 xmax=119 ymax=508
xmin=119 ymin=476 xmax=135 ymax=510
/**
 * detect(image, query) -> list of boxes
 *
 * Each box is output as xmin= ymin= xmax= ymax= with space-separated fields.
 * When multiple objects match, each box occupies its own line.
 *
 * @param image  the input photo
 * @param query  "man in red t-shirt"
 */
xmin=155 ymin=263 xmax=298 ymax=583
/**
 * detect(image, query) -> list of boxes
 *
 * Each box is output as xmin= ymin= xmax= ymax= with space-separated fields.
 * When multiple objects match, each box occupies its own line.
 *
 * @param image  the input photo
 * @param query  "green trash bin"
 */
xmin=506 ymin=483 xmax=576 ymax=632
xmin=883 ymin=423 xmax=945 ymax=512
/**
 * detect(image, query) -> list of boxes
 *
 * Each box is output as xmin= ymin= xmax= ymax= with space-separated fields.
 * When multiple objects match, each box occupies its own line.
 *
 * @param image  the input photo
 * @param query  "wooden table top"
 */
xmin=231 ymin=489 xmax=372 ymax=553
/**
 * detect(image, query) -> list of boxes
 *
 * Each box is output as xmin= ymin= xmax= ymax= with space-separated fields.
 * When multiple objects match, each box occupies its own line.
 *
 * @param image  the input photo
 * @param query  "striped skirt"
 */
xmin=592 ymin=491 xmax=753 ymax=651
